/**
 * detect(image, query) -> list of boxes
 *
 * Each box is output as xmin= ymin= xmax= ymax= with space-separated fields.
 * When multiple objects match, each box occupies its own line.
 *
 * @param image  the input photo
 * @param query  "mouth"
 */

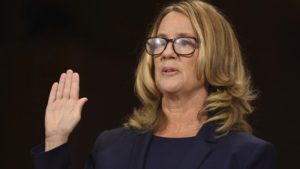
xmin=161 ymin=67 xmax=179 ymax=75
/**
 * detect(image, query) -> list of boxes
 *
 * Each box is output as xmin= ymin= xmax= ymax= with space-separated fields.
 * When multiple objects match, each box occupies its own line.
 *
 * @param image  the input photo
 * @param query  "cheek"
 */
xmin=183 ymin=59 xmax=201 ymax=84
xmin=185 ymin=60 xmax=197 ymax=76
xmin=154 ymin=59 xmax=160 ymax=78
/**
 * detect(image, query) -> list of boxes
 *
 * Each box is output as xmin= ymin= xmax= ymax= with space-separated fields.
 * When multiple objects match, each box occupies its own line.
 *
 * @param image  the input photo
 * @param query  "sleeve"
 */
xmin=244 ymin=142 xmax=277 ymax=169
xmin=31 ymin=142 xmax=99 ymax=169
xmin=31 ymin=130 xmax=115 ymax=169
xmin=31 ymin=143 xmax=71 ymax=169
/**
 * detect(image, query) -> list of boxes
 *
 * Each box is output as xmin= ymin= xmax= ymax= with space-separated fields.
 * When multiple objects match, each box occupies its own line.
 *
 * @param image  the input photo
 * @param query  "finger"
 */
xmin=74 ymin=97 xmax=88 ymax=116
xmin=70 ymin=72 xmax=80 ymax=99
xmin=56 ymin=73 xmax=66 ymax=99
xmin=48 ymin=82 xmax=58 ymax=104
xmin=63 ymin=69 xmax=73 ymax=99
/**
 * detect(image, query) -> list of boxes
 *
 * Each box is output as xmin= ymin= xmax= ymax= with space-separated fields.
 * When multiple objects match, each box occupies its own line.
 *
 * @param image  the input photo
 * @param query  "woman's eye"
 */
xmin=178 ymin=39 xmax=193 ymax=46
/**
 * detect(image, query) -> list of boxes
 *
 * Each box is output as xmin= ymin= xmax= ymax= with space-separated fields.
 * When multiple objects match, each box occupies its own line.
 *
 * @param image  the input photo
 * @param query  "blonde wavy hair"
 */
xmin=125 ymin=0 xmax=257 ymax=135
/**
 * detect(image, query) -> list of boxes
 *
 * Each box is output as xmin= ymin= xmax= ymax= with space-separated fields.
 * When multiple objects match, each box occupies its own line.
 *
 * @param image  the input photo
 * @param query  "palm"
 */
xmin=45 ymin=70 xmax=88 ymax=142
xmin=46 ymin=99 xmax=80 ymax=138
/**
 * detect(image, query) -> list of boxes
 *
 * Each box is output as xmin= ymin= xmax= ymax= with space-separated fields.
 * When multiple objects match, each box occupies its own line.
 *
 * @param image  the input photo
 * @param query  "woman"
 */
xmin=32 ymin=0 xmax=277 ymax=169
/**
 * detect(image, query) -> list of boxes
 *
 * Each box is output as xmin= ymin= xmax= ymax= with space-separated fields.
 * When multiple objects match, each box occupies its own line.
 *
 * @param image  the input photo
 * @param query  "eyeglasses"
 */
xmin=145 ymin=37 xmax=198 ymax=56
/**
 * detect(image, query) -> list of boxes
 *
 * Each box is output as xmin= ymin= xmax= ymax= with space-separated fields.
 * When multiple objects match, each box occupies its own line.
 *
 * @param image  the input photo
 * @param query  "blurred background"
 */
xmin=2 ymin=0 xmax=300 ymax=168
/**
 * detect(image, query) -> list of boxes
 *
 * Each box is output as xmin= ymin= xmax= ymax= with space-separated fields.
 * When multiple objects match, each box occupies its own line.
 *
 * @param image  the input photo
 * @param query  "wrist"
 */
xmin=45 ymin=135 xmax=68 ymax=151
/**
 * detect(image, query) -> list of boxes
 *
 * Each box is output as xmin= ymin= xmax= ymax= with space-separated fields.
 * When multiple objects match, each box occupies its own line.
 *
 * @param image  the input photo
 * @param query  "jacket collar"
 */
xmin=128 ymin=123 xmax=219 ymax=169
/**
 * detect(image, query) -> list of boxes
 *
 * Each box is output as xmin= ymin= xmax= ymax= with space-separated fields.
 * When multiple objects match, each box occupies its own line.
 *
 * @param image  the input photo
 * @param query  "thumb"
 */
xmin=75 ymin=97 xmax=88 ymax=114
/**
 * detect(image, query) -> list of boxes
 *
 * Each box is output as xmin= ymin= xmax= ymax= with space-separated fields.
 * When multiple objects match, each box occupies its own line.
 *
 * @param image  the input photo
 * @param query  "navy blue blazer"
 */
xmin=32 ymin=123 xmax=277 ymax=169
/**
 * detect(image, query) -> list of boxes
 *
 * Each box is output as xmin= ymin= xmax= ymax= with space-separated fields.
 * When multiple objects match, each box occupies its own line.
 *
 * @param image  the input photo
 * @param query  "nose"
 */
xmin=161 ymin=42 xmax=177 ymax=60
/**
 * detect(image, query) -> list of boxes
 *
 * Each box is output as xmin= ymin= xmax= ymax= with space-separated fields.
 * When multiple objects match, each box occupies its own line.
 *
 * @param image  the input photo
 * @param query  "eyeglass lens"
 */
xmin=146 ymin=37 xmax=197 ymax=55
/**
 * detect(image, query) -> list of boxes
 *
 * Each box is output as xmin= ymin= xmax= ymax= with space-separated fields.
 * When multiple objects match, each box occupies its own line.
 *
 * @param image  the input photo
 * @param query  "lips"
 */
xmin=161 ymin=67 xmax=179 ymax=74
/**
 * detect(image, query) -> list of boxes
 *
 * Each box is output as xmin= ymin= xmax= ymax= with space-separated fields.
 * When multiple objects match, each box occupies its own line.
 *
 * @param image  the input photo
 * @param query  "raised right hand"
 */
xmin=45 ymin=69 xmax=88 ymax=151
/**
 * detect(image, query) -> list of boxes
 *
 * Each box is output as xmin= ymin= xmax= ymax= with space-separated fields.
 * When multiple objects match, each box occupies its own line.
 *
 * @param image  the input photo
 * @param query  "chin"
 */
xmin=157 ymin=83 xmax=182 ymax=95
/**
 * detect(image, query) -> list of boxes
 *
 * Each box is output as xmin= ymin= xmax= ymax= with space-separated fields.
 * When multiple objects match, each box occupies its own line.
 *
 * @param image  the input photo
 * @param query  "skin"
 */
xmin=45 ymin=69 xmax=88 ymax=151
xmin=44 ymin=11 xmax=208 ymax=151
xmin=153 ymin=11 xmax=208 ymax=137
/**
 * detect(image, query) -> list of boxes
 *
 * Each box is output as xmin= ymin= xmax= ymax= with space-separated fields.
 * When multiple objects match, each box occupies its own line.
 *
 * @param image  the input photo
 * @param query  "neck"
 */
xmin=155 ymin=87 xmax=208 ymax=137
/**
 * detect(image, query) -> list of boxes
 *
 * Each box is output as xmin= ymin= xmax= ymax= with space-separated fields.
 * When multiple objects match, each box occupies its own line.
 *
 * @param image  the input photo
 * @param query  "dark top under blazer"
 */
xmin=31 ymin=123 xmax=277 ymax=169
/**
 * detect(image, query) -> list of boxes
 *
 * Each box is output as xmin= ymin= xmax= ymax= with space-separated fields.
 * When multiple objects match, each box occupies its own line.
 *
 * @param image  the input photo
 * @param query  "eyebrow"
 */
xmin=156 ymin=32 xmax=196 ymax=38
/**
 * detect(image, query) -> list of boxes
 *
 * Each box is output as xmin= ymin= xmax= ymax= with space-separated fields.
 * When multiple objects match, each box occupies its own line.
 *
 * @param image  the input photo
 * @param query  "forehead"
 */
xmin=157 ymin=11 xmax=196 ymax=37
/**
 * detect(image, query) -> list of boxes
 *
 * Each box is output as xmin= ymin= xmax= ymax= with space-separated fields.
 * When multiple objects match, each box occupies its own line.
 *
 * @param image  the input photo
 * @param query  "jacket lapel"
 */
xmin=128 ymin=130 xmax=153 ymax=169
xmin=127 ymin=123 xmax=218 ymax=169
xmin=177 ymin=123 xmax=217 ymax=169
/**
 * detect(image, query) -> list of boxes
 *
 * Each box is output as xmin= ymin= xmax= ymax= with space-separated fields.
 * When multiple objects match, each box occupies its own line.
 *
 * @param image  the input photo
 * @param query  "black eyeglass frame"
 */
xmin=145 ymin=37 xmax=199 ymax=56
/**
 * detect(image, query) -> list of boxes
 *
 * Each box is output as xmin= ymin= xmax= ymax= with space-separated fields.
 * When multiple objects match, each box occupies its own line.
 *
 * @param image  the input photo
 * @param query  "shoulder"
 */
xmin=218 ymin=131 xmax=275 ymax=151
xmin=205 ymin=123 xmax=275 ymax=152
xmin=215 ymin=132 xmax=277 ymax=168
xmin=92 ymin=127 xmax=141 ymax=151
xmin=221 ymin=131 xmax=270 ymax=144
